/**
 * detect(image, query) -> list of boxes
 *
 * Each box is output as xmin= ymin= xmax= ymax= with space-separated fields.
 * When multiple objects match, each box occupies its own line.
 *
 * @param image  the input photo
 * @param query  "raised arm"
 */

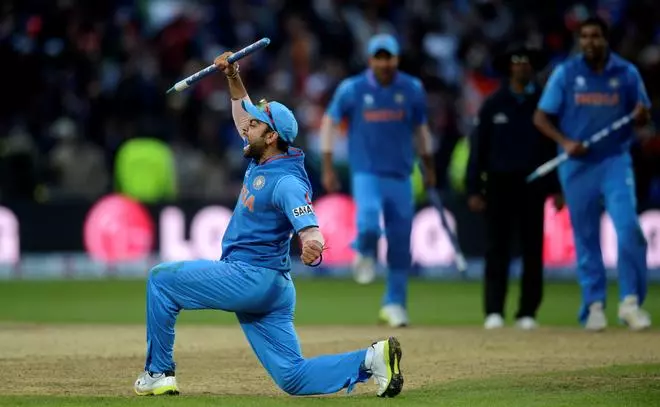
xmin=214 ymin=52 xmax=252 ymax=137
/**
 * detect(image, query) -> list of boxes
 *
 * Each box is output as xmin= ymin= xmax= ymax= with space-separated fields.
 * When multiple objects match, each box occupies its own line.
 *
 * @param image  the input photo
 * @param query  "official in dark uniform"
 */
xmin=466 ymin=44 xmax=558 ymax=330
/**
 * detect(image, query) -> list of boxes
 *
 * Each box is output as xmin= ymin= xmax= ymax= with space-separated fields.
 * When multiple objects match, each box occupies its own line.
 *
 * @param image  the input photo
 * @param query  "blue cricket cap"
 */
xmin=367 ymin=33 xmax=400 ymax=57
xmin=241 ymin=99 xmax=299 ymax=144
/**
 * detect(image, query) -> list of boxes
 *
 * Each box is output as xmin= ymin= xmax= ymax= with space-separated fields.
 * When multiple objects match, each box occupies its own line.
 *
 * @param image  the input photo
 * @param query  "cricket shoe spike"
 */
xmin=134 ymin=370 xmax=179 ymax=396
xmin=365 ymin=337 xmax=404 ymax=397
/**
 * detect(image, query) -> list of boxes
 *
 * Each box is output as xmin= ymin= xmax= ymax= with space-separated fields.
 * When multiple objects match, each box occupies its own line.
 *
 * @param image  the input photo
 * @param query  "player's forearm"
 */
xmin=231 ymin=96 xmax=251 ymax=135
xmin=226 ymin=69 xmax=251 ymax=135
xmin=415 ymin=124 xmax=435 ymax=169
xmin=227 ymin=70 xmax=248 ymax=100
xmin=320 ymin=115 xmax=337 ymax=170
xmin=299 ymin=226 xmax=325 ymax=247
xmin=533 ymin=110 xmax=568 ymax=145
xmin=419 ymin=154 xmax=434 ymax=172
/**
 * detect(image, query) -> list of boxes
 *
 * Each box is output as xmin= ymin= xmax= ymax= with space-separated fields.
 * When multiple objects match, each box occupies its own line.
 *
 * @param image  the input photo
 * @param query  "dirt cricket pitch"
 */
xmin=1 ymin=324 xmax=659 ymax=396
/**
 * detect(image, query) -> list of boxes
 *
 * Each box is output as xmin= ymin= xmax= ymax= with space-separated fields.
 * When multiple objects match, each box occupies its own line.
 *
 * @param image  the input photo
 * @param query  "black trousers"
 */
xmin=483 ymin=172 xmax=545 ymax=319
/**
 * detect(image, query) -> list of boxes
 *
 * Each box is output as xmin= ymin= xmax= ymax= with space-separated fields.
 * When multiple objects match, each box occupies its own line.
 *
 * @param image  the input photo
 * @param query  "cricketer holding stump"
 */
xmin=534 ymin=17 xmax=652 ymax=331
xmin=134 ymin=51 xmax=404 ymax=397
xmin=320 ymin=34 xmax=436 ymax=328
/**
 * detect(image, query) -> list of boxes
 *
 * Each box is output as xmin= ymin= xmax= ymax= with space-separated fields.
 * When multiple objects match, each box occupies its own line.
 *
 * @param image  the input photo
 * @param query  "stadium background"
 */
xmin=1 ymin=0 xmax=659 ymax=280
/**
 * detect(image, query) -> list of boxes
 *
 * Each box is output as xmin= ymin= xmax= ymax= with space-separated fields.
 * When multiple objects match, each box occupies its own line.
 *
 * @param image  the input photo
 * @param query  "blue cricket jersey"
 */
xmin=538 ymin=52 xmax=651 ymax=166
xmin=326 ymin=70 xmax=428 ymax=178
xmin=221 ymin=148 xmax=318 ymax=272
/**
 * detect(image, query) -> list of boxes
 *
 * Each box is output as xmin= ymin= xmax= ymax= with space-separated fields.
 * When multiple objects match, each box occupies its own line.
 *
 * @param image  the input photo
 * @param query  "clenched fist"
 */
xmin=561 ymin=139 xmax=587 ymax=156
xmin=213 ymin=52 xmax=239 ymax=77
xmin=301 ymin=240 xmax=324 ymax=266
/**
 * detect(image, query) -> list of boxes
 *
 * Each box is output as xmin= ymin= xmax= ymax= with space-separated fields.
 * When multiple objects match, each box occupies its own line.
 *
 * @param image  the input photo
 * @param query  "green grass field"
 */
xmin=1 ymin=279 xmax=659 ymax=406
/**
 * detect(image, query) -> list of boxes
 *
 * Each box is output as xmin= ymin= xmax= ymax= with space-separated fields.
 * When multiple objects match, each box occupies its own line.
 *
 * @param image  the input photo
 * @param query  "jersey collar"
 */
xmin=259 ymin=147 xmax=304 ymax=165
xmin=367 ymin=69 xmax=401 ymax=88
xmin=580 ymin=51 xmax=618 ymax=73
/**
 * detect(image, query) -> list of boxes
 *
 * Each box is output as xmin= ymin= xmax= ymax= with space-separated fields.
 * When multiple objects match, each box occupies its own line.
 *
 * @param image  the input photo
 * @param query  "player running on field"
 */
xmin=133 ymin=51 xmax=403 ymax=398
xmin=320 ymin=33 xmax=436 ymax=328
xmin=534 ymin=16 xmax=652 ymax=331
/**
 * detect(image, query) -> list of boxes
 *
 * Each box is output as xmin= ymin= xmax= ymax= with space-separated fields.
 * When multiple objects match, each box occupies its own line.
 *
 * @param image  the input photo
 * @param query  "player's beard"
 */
xmin=243 ymin=129 xmax=268 ymax=161
xmin=374 ymin=68 xmax=395 ymax=85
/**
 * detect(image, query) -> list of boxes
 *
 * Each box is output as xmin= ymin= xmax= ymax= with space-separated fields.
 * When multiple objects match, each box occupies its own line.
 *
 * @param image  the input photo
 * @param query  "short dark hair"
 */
xmin=579 ymin=16 xmax=609 ymax=38
xmin=276 ymin=136 xmax=289 ymax=153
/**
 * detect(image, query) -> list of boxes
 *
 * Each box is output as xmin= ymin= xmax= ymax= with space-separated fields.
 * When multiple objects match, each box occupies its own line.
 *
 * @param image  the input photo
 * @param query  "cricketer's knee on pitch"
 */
xmin=238 ymin=307 xmax=368 ymax=396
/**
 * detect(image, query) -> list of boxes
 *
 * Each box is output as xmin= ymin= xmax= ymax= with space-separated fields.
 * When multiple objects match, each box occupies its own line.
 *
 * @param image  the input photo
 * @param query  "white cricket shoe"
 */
xmin=484 ymin=313 xmax=504 ymax=330
xmin=134 ymin=371 xmax=179 ymax=396
xmin=365 ymin=337 xmax=404 ymax=397
xmin=585 ymin=302 xmax=607 ymax=331
xmin=352 ymin=254 xmax=376 ymax=285
xmin=379 ymin=304 xmax=409 ymax=328
xmin=515 ymin=317 xmax=539 ymax=330
xmin=618 ymin=295 xmax=651 ymax=331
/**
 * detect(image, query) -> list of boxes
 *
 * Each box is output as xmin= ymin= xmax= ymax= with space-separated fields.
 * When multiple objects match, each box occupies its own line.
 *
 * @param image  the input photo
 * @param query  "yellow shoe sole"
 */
xmin=378 ymin=336 xmax=404 ymax=398
xmin=135 ymin=384 xmax=180 ymax=396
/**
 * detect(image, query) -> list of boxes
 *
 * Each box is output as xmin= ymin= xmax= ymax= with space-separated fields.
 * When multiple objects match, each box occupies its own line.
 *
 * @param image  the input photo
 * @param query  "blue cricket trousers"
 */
xmin=144 ymin=259 xmax=369 ymax=395
xmin=559 ymin=153 xmax=648 ymax=323
xmin=351 ymin=172 xmax=413 ymax=307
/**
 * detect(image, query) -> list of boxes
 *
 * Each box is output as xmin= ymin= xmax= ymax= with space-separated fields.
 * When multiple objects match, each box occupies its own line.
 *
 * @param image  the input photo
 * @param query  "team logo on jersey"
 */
xmin=252 ymin=175 xmax=266 ymax=190
xmin=394 ymin=93 xmax=405 ymax=104
xmin=292 ymin=204 xmax=314 ymax=217
xmin=364 ymin=94 xmax=374 ymax=106
xmin=574 ymin=76 xmax=586 ymax=89
xmin=609 ymin=77 xmax=619 ymax=89
xmin=492 ymin=113 xmax=508 ymax=124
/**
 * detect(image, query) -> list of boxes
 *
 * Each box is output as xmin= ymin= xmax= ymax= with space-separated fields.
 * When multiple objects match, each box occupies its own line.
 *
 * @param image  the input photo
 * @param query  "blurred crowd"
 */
xmin=1 ymin=0 xmax=659 ymax=205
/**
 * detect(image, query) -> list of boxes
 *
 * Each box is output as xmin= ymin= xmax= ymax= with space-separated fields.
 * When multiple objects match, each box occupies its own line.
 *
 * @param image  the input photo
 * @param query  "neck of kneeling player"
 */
xmin=258 ymin=140 xmax=289 ymax=164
